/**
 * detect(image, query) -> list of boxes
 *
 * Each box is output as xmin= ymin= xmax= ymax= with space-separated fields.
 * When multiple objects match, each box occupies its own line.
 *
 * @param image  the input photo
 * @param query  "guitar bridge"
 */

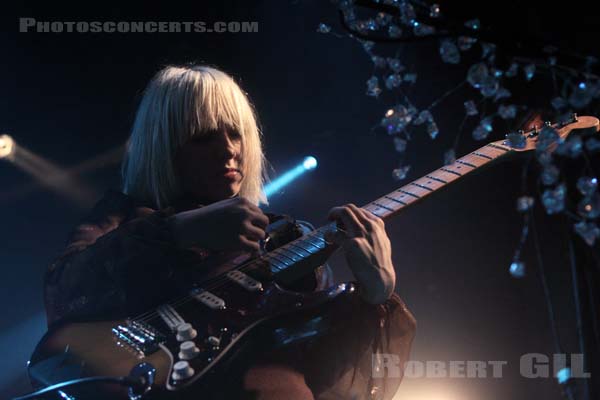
xmin=112 ymin=320 xmax=164 ymax=355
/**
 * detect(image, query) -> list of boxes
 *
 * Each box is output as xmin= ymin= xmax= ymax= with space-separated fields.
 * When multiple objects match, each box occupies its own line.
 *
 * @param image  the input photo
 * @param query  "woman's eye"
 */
xmin=191 ymin=132 xmax=217 ymax=143
xmin=190 ymin=136 xmax=208 ymax=143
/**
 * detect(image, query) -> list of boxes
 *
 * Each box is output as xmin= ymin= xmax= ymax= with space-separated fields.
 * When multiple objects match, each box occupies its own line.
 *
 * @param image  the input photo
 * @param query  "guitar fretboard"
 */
xmin=258 ymin=140 xmax=513 ymax=281
xmin=364 ymin=142 xmax=512 ymax=219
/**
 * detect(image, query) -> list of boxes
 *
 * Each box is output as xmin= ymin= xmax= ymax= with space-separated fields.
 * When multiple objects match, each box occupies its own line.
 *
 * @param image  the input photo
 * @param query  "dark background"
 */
xmin=1 ymin=1 xmax=598 ymax=399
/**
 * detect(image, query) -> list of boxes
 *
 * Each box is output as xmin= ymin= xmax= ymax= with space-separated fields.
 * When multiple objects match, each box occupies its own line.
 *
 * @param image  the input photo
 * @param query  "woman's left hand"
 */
xmin=325 ymin=204 xmax=396 ymax=304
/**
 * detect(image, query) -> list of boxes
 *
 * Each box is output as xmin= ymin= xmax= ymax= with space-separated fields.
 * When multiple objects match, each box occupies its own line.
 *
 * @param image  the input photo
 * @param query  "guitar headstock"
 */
xmin=489 ymin=114 xmax=600 ymax=152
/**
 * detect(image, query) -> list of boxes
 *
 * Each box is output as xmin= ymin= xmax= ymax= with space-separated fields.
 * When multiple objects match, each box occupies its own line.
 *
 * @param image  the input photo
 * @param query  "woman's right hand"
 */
xmin=167 ymin=197 xmax=269 ymax=253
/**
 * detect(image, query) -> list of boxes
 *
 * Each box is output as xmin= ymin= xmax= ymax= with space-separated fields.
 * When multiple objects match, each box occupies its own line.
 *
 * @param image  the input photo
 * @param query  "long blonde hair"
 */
xmin=122 ymin=65 xmax=267 ymax=208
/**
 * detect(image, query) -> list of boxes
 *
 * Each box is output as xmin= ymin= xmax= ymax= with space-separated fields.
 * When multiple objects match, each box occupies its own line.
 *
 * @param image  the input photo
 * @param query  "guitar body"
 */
xmin=28 ymin=280 xmax=357 ymax=399
xmin=28 ymin=115 xmax=599 ymax=398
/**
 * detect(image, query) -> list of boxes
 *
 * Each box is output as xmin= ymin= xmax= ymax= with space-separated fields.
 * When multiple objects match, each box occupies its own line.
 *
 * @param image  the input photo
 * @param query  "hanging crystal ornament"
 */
xmin=427 ymin=121 xmax=439 ymax=139
xmin=577 ymin=192 xmax=600 ymax=219
xmin=574 ymin=221 xmax=600 ymax=246
xmin=413 ymin=22 xmax=436 ymax=36
xmin=541 ymin=165 xmax=560 ymax=185
xmin=443 ymin=149 xmax=456 ymax=165
xmin=505 ymin=62 xmax=519 ymax=78
xmin=494 ymin=87 xmax=512 ymax=101
xmin=509 ymin=261 xmax=526 ymax=278
xmin=403 ymin=73 xmax=417 ymax=83
xmin=498 ymin=104 xmax=517 ymax=119
xmin=366 ymin=76 xmax=382 ymax=97
xmin=480 ymin=75 xmax=499 ymax=97
xmin=393 ymin=137 xmax=407 ymax=153
xmin=406 ymin=105 xmax=418 ymax=120
xmin=506 ymin=132 xmax=526 ymax=149
xmin=388 ymin=24 xmax=402 ymax=38
xmin=517 ymin=196 xmax=535 ymax=212
xmin=361 ymin=40 xmax=375 ymax=52
xmin=385 ymin=74 xmax=403 ymax=89
xmin=317 ymin=23 xmax=332 ymax=34
xmin=392 ymin=165 xmax=411 ymax=181
xmin=467 ymin=63 xmax=489 ymax=89
xmin=381 ymin=105 xmax=413 ymax=134
xmin=429 ymin=3 xmax=441 ymax=18
xmin=387 ymin=58 xmax=404 ymax=73
xmin=353 ymin=20 xmax=369 ymax=35
xmin=371 ymin=55 xmax=387 ymax=68
xmin=398 ymin=1 xmax=416 ymax=24
xmin=568 ymin=82 xmax=593 ymax=109
xmin=464 ymin=19 xmax=481 ymax=30
xmin=555 ymin=136 xmax=583 ymax=158
xmin=524 ymin=64 xmax=536 ymax=81
xmin=473 ymin=117 xmax=494 ymax=140
xmin=464 ymin=100 xmax=478 ymax=116
xmin=481 ymin=42 xmax=496 ymax=60
xmin=510 ymin=201 xmax=531 ymax=279
xmin=577 ymin=177 xmax=598 ymax=195
xmin=376 ymin=12 xmax=392 ymax=27
xmin=472 ymin=125 xmax=489 ymax=140
xmin=440 ymin=39 xmax=460 ymax=64
xmin=413 ymin=110 xmax=433 ymax=125
xmin=366 ymin=19 xmax=379 ymax=31
xmin=481 ymin=117 xmax=493 ymax=132
xmin=542 ymin=184 xmax=566 ymax=214
xmin=536 ymin=125 xmax=560 ymax=152
xmin=458 ymin=36 xmax=477 ymax=51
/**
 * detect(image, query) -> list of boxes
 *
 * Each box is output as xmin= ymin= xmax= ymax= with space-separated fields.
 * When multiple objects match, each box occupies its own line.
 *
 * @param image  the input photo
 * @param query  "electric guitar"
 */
xmin=27 ymin=115 xmax=599 ymax=399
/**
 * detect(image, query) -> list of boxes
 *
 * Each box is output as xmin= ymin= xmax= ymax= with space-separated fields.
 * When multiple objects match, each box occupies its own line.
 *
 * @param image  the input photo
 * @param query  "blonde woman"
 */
xmin=43 ymin=65 xmax=415 ymax=399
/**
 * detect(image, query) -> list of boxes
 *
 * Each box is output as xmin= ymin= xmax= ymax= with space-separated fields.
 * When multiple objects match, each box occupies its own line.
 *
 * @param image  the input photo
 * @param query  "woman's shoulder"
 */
xmin=63 ymin=190 xmax=154 ymax=252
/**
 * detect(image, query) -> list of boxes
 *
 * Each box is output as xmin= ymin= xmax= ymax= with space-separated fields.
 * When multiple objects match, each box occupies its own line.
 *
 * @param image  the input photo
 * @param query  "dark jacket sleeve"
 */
xmin=310 ymin=293 xmax=416 ymax=400
xmin=256 ymin=216 xmax=416 ymax=399
xmin=43 ymin=192 xmax=190 ymax=327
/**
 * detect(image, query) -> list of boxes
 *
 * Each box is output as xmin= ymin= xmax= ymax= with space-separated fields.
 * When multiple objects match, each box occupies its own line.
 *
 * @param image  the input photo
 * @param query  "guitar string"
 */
xmin=133 ymin=144 xmax=510 ymax=324
xmin=135 ymin=232 xmax=328 ymax=323
xmin=133 ymin=149 xmax=500 ymax=324
xmin=133 ymin=226 xmax=335 ymax=323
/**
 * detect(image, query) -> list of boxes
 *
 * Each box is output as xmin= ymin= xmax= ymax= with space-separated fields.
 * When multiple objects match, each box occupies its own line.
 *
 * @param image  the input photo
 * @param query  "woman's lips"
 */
xmin=221 ymin=168 xmax=241 ymax=179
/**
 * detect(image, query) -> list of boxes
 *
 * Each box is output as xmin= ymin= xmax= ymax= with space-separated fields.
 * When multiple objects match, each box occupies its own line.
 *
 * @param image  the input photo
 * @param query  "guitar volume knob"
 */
xmin=178 ymin=340 xmax=200 ymax=360
xmin=172 ymin=360 xmax=195 ymax=381
xmin=176 ymin=323 xmax=197 ymax=341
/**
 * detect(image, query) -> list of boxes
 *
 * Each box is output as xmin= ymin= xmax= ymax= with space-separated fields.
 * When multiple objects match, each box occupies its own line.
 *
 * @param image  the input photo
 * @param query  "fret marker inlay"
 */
xmin=397 ymin=189 xmax=420 ymax=199
xmin=440 ymin=167 xmax=462 ymax=177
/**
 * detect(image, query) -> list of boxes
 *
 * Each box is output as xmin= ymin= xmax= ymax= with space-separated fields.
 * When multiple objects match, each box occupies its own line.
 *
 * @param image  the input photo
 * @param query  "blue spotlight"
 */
xmin=303 ymin=156 xmax=317 ymax=170
xmin=263 ymin=156 xmax=318 ymax=199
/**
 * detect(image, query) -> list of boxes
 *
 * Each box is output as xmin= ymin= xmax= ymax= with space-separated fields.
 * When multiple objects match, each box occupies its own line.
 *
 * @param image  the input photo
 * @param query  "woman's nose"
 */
xmin=218 ymin=130 xmax=238 ymax=159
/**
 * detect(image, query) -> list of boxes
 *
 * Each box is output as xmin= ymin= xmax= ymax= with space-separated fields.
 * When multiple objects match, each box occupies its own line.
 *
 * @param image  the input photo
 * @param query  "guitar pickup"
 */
xmin=191 ymin=289 xmax=226 ymax=310
xmin=226 ymin=270 xmax=263 ymax=292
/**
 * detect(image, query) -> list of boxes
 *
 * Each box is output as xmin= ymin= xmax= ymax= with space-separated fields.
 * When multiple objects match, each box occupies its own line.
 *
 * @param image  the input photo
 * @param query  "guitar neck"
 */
xmin=256 ymin=140 xmax=513 ymax=284
xmin=363 ymin=141 xmax=512 ymax=220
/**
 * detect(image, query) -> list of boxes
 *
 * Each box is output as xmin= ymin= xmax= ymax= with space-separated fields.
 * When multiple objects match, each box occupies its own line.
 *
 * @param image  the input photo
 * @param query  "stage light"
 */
xmin=263 ymin=155 xmax=319 ymax=199
xmin=0 ymin=135 xmax=119 ymax=207
xmin=303 ymin=156 xmax=317 ymax=170
xmin=0 ymin=134 xmax=15 ymax=159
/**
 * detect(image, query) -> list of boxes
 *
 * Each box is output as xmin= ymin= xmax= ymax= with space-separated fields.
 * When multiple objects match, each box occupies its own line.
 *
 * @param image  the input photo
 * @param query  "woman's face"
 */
xmin=175 ymin=128 xmax=244 ymax=204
